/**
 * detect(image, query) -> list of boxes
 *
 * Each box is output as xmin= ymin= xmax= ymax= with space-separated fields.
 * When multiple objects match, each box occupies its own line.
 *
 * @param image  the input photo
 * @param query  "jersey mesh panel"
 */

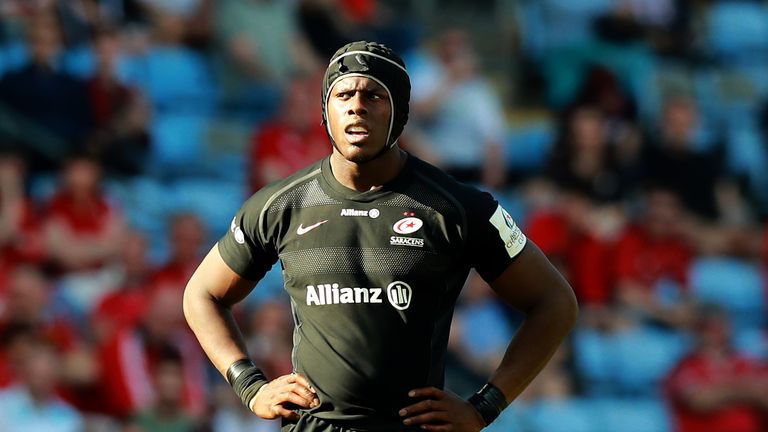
xmin=281 ymin=247 xmax=430 ymax=276
xmin=267 ymin=178 xmax=341 ymax=213
xmin=380 ymin=186 xmax=454 ymax=214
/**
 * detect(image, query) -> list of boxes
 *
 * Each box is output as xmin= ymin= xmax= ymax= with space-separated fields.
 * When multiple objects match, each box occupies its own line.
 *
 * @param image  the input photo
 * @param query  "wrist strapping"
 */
xmin=226 ymin=359 xmax=269 ymax=408
xmin=468 ymin=382 xmax=508 ymax=426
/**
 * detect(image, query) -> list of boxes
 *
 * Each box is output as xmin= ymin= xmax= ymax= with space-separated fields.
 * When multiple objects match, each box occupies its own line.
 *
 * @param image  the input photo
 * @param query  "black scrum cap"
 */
xmin=322 ymin=41 xmax=411 ymax=149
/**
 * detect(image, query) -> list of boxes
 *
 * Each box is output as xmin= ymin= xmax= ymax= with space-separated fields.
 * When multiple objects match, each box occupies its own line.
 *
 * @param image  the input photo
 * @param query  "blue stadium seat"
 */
xmin=61 ymin=44 xmax=95 ymax=79
xmin=689 ymin=257 xmax=766 ymax=329
xmin=483 ymin=402 xmax=528 ymax=432
xmin=572 ymin=328 xmax=617 ymax=395
xmin=592 ymin=398 xmax=672 ymax=432
xmin=524 ymin=398 xmax=599 ymax=432
xmin=130 ymin=46 xmax=217 ymax=113
xmin=505 ymin=120 xmax=555 ymax=173
xmin=0 ymin=41 xmax=28 ymax=77
xmin=734 ymin=326 xmax=768 ymax=361
xmin=149 ymin=113 xmax=209 ymax=170
xmin=707 ymin=2 xmax=768 ymax=63
xmin=168 ymin=178 xmax=246 ymax=237
xmin=610 ymin=327 xmax=689 ymax=396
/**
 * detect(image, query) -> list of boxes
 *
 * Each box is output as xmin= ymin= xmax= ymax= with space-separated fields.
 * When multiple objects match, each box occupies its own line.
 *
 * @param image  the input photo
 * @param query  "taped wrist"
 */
xmin=467 ymin=382 xmax=508 ymax=426
xmin=226 ymin=359 xmax=269 ymax=408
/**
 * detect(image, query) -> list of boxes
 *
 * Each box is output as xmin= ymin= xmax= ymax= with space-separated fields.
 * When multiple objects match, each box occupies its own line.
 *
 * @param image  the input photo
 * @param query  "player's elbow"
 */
xmin=542 ymin=280 xmax=580 ymax=333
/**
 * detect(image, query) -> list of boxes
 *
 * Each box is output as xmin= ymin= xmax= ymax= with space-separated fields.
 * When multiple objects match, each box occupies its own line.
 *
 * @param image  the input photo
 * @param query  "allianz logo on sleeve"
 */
xmin=305 ymin=281 xmax=412 ymax=310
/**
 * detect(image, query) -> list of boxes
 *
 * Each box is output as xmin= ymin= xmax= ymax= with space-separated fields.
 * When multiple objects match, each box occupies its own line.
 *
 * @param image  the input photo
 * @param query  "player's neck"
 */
xmin=330 ymin=148 xmax=406 ymax=192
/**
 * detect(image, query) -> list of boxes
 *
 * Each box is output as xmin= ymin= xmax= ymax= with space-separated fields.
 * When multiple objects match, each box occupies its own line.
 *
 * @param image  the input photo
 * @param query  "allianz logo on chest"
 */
xmin=305 ymin=281 xmax=412 ymax=310
xmin=340 ymin=208 xmax=380 ymax=218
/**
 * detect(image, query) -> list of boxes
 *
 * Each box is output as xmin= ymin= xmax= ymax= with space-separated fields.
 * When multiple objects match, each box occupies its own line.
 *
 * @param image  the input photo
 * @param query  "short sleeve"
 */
xmin=217 ymin=195 xmax=277 ymax=281
xmin=465 ymin=191 xmax=527 ymax=282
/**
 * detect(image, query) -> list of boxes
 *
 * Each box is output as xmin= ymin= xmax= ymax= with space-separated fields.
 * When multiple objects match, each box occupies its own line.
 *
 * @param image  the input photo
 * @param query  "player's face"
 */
xmin=326 ymin=76 xmax=392 ymax=164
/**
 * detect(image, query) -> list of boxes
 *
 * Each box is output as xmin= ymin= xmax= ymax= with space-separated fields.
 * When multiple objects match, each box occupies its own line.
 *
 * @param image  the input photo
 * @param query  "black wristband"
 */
xmin=226 ymin=359 xmax=269 ymax=409
xmin=467 ymin=383 xmax=508 ymax=426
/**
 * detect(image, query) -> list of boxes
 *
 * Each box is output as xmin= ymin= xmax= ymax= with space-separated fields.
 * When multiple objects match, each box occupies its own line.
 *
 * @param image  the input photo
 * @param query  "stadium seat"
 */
xmin=168 ymin=178 xmax=246 ymax=237
xmin=130 ymin=46 xmax=217 ymax=113
xmin=610 ymin=327 xmax=689 ymax=396
xmin=572 ymin=328 xmax=617 ymax=395
xmin=0 ymin=41 xmax=28 ymax=77
xmin=505 ymin=119 xmax=555 ymax=173
xmin=524 ymin=398 xmax=599 ymax=432
xmin=707 ymin=2 xmax=768 ymax=63
xmin=734 ymin=326 xmax=768 ymax=361
xmin=591 ymin=398 xmax=672 ymax=432
xmin=689 ymin=257 xmax=766 ymax=329
xmin=61 ymin=44 xmax=95 ymax=79
xmin=149 ymin=112 xmax=209 ymax=171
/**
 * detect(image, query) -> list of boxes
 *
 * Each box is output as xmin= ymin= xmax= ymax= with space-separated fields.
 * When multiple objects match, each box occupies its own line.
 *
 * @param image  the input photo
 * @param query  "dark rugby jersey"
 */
xmin=218 ymin=154 xmax=526 ymax=431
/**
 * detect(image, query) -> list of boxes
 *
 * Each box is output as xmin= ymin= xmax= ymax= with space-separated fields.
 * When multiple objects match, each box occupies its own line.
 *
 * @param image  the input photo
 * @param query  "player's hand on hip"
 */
xmin=400 ymin=387 xmax=486 ymax=432
xmin=249 ymin=373 xmax=319 ymax=420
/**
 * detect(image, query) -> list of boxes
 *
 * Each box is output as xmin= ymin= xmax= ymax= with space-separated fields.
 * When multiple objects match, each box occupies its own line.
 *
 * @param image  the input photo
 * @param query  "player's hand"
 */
xmin=249 ymin=373 xmax=319 ymax=420
xmin=400 ymin=387 xmax=485 ymax=431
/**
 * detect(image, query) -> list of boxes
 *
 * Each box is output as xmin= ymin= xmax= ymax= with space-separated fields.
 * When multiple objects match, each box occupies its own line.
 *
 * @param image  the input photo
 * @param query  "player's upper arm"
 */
xmin=185 ymin=245 xmax=259 ymax=308
xmin=488 ymin=241 xmax=577 ymax=316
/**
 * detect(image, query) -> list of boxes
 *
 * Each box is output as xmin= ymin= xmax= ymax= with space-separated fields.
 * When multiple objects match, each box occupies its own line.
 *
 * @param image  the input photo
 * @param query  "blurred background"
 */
xmin=1 ymin=0 xmax=768 ymax=431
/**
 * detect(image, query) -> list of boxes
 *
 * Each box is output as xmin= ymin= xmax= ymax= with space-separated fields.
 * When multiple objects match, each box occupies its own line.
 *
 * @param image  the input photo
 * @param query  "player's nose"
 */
xmin=347 ymin=93 xmax=368 ymax=116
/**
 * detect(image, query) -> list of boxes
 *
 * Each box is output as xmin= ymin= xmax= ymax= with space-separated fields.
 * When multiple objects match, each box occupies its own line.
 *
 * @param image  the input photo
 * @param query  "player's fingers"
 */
xmin=399 ymin=398 xmax=447 ymax=416
xmin=419 ymin=424 xmax=452 ymax=431
xmin=290 ymin=373 xmax=316 ymax=393
xmin=284 ymin=383 xmax=317 ymax=402
xmin=272 ymin=405 xmax=300 ymax=421
xmin=408 ymin=387 xmax=445 ymax=399
xmin=275 ymin=390 xmax=315 ymax=408
xmin=402 ymin=410 xmax=449 ymax=426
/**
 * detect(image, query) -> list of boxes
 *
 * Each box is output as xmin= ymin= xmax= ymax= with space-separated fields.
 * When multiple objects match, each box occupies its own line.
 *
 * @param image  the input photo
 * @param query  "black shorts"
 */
xmin=281 ymin=413 xmax=422 ymax=432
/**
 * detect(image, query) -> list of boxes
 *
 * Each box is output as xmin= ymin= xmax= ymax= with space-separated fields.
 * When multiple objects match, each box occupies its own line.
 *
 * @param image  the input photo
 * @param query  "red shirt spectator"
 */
xmin=666 ymin=353 xmax=766 ymax=432
xmin=96 ymin=289 xmax=207 ymax=419
xmin=150 ymin=213 xmax=206 ymax=294
xmin=249 ymin=76 xmax=329 ymax=192
xmin=616 ymin=224 xmax=691 ymax=289
xmin=44 ymin=156 xmax=125 ymax=273
xmin=665 ymin=306 xmax=768 ymax=432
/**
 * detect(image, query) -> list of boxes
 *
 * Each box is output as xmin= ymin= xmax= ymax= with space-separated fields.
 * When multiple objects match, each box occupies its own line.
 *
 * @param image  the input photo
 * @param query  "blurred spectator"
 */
xmin=0 ymin=337 xmax=83 ymax=432
xmin=91 ymin=230 xmax=153 ymax=343
xmin=249 ymin=75 xmax=330 ymax=192
xmin=615 ymin=187 xmax=695 ymax=327
xmin=526 ymin=188 xmax=624 ymax=307
xmin=0 ymin=266 xmax=79 ymax=354
xmin=0 ymin=152 xmax=44 ymax=284
xmin=410 ymin=29 xmax=506 ymax=188
xmin=644 ymin=97 xmax=725 ymax=221
xmin=665 ymin=305 xmax=768 ymax=432
xmin=547 ymin=105 xmax=633 ymax=202
xmin=152 ymin=213 xmax=206 ymax=293
xmin=297 ymin=0 xmax=355 ymax=60
xmin=44 ymin=155 xmax=125 ymax=273
xmin=0 ymin=15 xmax=92 ymax=171
xmin=84 ymin=27 xmax=150 ymax=176
xmin=243 ymin=300 xmax=294 ymax=380
xmin=129 ymin=348 xmax=197 ymax=432
xmin=213 ymin=0 xmax=318 ymax=107
xmin=98 ymin=288 xmax=207 ymax=419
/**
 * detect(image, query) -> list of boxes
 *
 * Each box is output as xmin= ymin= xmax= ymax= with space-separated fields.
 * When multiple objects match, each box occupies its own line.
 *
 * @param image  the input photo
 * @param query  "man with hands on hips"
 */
xmin=184 ymin=41 xmax=578 ymax=432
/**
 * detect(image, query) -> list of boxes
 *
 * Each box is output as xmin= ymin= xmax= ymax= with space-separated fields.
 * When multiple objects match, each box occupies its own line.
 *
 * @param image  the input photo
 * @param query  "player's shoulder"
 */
xmin=240 ymin=159 xmax=325 ymax=214
xmin=408 ymin=155 xmax=496 ymax=209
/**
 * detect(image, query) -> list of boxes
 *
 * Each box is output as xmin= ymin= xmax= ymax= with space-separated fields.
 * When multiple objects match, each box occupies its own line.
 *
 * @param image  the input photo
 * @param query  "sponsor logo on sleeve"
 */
xmin=393 ymin=217 xmax=422 ymax=234
xmin=230 ymin=217 xmax=246 ymax=244
xmin=489 ymin=205 xmax=526 ymax=258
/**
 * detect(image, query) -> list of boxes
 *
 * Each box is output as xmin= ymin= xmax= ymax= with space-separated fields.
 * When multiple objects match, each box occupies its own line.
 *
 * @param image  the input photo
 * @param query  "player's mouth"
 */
xmin=345 ymin=124 xmax=370 ymax=144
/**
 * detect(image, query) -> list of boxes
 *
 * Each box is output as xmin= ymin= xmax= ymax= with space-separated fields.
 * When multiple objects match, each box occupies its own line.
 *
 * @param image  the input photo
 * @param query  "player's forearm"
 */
xmin=183 ymin=283 xmax=251 ymax=378
xmin=488 ymin=291 xmax=578 ymax=403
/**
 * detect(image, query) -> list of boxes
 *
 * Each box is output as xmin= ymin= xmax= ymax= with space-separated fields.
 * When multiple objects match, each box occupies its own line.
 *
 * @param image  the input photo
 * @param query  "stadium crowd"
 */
xmin=0 ymin=1 xmax=768 ymax=431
